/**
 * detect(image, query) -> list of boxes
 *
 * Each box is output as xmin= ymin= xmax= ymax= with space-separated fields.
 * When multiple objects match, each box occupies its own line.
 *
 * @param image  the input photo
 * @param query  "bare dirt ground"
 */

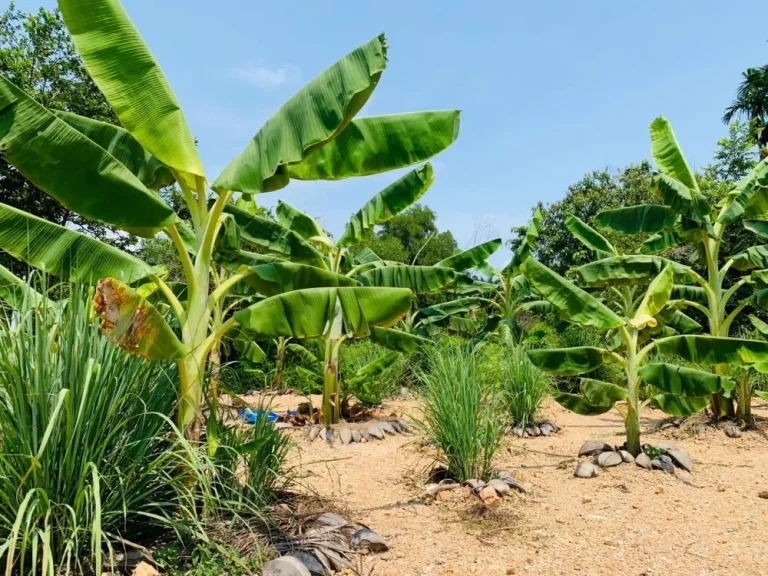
xmin=258 ymin=393 xmax=768 ymax=576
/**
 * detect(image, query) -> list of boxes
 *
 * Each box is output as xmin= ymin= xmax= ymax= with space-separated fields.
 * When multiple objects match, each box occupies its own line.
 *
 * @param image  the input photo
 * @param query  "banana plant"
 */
xmin=590 ymin=117 xmax=768 ymax=420
xmin=0 ymin=0 xmax=459 ymax=437
xmin=521 ymin=257 xmax=741 ymax=456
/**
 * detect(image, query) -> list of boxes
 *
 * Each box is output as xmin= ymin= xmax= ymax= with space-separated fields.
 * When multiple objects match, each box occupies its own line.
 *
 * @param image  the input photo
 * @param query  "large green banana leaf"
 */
xmin=640 ymin=230 xmax=684 ymax=254
xmin=521 ymin=258 xmax=625 ymax=330
xmin=580 ymin=378 xmax=627 ymax=406
xmin=743 ymin=219 xmax=768 ymax=239
xmin=671 ymin=284 xmax=708 ymax=304
xmin=242 ymin=262 xmax=358 ymax=297
xmin=94 ymin=278 xmax=188 ymax=361
xmin=58 ymin=0 xmax=203 ymax=181
xmin=275 ymin=201 xmax=326 ymax=241
xmin=731 ymin=245 xmax=768 ymax=271
xmin=527 ymin=346 xmax=611 ymax=376
xmin=369 ymin=326 xmax=430 ymax=353
xmin=218 ymin=251 xmax=287 ymax=273
xmin=594 ymin=205 xmax=677 ymax=234
xmin=418 ymin=297 xmax=492 ymax=320
xmin=638 ymin=363 xmax=731 ymax=397
xmin=55 ymin=111 xmax=173 ymax=190
xmin=436 ymin=239 xmax=503 ymax=272
xmin=552 ymin=391 xmax=612 ymax=415
xmin=0 ymin=76 xmax=175 ymax=236
xmin=742 ymin=288 xmax=768 ymax=311
xmin=355 ymin=248 xmax=381 ymax=264
xmin=356 ymin=265 xmax=456 ymax=292
xmin=576 ymin=255 xmax=688 ymax=287
xmin=0 ymin=203 xmax=154 ymax=283
xmin=337 ymin=164 xmax=434 ymax=247
xmin=565 ymin=214 xmax=617 ymax=256
xmin=658 ymin=308 xmax=702 ymax=334
xmin=0 ymin=264 xmax=45 ymax=309
xmin=749 ymin=314 xmax=768 ymax=336
xmin=655 ymin=335 xmax=768 ymax=365
xmin=287 ymin=112 xmax=459 ymax=182
xmin=345 ymin=352 xmax=401 ymax=385
xmin=235 ymin=286 xmax=412 ymax=338
xmin=505 ymin=208 xmax=543 ymax=275
xmin=629 ymin=264 xmax=674 ymax=330
xmin=213 ymin=35 xmax=386 ymax=193
xmin=222 ymin=202 xmax=325 ymax=266
xmin=652 ymin=394 xmax=709 ymax=417
xmin=717 ymin=158 xmax=768 ymax=224
xmin=649 ymin=117 xmax=710 ymax=219
xmin=286 ymin=343 xmax=318 ymax=364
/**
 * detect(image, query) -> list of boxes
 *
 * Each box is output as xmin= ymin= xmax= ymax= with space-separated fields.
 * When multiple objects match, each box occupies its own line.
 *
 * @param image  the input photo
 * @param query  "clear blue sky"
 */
xmin=29 ymin=0 xmax=768 ymax=265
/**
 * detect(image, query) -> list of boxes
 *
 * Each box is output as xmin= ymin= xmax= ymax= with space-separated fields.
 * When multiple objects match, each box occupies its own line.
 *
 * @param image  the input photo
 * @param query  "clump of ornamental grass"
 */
xmin=495 ymin=343 xmax=551 ymax=429
xmin=416 ymin=341 xmax=503 ymax=482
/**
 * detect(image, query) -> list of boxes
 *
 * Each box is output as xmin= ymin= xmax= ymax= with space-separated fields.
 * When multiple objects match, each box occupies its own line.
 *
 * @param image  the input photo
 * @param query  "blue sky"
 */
xmin=29 ymin=0 xmax=768 ymax=265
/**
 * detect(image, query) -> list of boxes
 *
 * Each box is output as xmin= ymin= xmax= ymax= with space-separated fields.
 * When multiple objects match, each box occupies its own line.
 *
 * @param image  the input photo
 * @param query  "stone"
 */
xmin=759 ymin=491 xmax=768 ymax=499
xmin=478 ymin=485 xmax=502 ymax=507
xmin=379 ymin=421 xmax=397 ymax=435
xmin=368 ymin=425 xmax=385 ymax=440
xmin=666 ymin=449 xmax=692 ymax=473
xmin=131 ymin=563 xmax=160 ymax=576
xmin=424 ymin=482 xmax=460 ymax=497
xmin=439 ymin=478 xmax=458 ymax=486
xmin=389 ymin=420 xmax=403 ymax=433
xmin=655 ymin=486 xmax=664 ymax=495
xmin=512 ymin=426 xmax=525 ymax=438
xmin=286 ymin=551 xmax=326 ymax=576
xmin=657 ymin=442 xmax=679 ymax=451
xmin=323 ymin=427 xmax=334 ymax=446
xmin=579 ymin=440 xmax=613 ymax=457
xmin=340 ymin=428 xmax=353 ymax=445
xmin=314 ymin=512 xmax=347 ymax=527
xmin=524 ymin=426 xmax=538 ymax=437
xmin=539 ymin=423 xmax=555 ymax=437
xmin=724 ymin=423 xmax=742 ymax=438
xmin=396 ymin=419 xmax=412 ymax=433
xmin=464 ymin=479 xmax=486 ymax=490
xmin=307 ymin=426 xmax=321 ymax=442
xmin=582 ymin=495 xmax=592 ymax=504
xmin=541 ymin=419 xmax=559 ymax=433
xmin=597 ymin=451 xmax=623 ymax=468
xmin=262 ymin=557 xmax=311 ymax=576
xmin=532 ymin=425 xmax=541 ymax=436
xmin=350 ymin=528 xmax=389 ymax=552
xmin=651 ymin=455 xmax=675 ymax=474
xmin=574 ymin=462 xmax=598 ymax=478
xmin=351 ymin=429 xmax=362 ymax=443
xmin=498 ymin=472 xmax=532 ymax=493
xmin=359 ymin=430 xmax=372 ymax=441
xmin=275 ymin=422 xmax=294 ymax=429
xmin=435 ymin=489 xmax=453 ymax=502
xmin=619 ymin=450 xmax=635 ymax=463
xmin=635 ymin=452 xmax=652 ymax=470
xmin=487 ymin=478 xmax=511 ymax=496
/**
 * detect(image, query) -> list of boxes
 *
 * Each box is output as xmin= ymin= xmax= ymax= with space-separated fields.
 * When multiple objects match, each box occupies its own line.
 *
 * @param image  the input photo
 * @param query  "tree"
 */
xmin=352 ymin=204 xmax=458 ymax=265
xmin=0 ymin=0 xmax=460 ymax=446
xmin=509 ymin=163 xmax=654 ymax=276
xmin=0 ymin=3 xmax=134 ymax=254
xmin=722 ymin=66 xmax=768 ymax=154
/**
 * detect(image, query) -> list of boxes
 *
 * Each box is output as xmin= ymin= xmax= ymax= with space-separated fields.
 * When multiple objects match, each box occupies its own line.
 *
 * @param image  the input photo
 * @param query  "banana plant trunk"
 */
xmin=274 ymin=337 xmax=286 ymax=390
xmin=322 ymin=337 xmax=340 ymax=426
xmin=623 ymin=328 xmax=642 ymax=457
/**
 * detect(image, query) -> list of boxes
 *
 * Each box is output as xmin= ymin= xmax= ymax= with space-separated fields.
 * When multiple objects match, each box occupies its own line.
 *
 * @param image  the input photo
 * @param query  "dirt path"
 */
xmin=267 ymin=395 xmax=768 ymax=575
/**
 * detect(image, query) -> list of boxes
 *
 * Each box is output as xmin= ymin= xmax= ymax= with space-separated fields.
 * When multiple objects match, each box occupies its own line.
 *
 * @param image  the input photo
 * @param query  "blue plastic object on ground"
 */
xmin=241 ymin=408 xmax=278 ymax=424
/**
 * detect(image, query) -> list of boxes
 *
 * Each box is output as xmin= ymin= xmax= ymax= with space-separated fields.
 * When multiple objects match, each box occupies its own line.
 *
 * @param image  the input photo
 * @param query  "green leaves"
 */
xmin=345 ymin=352 xmax=400 ymax=385
xmin=551 ymin=391 xmax=612 ymax=415
xmin=594 ymin=205 xmax=677 ymax=234
xmin=652 ymin=394 xmax=708 ymax=417
xmin=356 ymin=265 xmax=456 ymax=293
xmin=742 ymin=219 xmax=768 ymax=239
xmin=0 ymin=265 xmax=44 ymax=309
xmin=629 ymin=264 xmax=674 ymax=330
xmin=639 ymin=363 xmax=731 ymax=397
xmin=436 ymin=239 xmax=503 ymax=273
xmin=234 ymin=287 xmax=412 ymax=339
xmin=369 ymin=326 xmax=430 ymax=353
xmin=731 ymin=245 xmax=768 ymax=271
xmin=213 ymin=35 xmax=392 ymax=193
xmin=565 ymin=214 xmax=617 ymax=256
xmin=717 ymin=158 xmax=768 ymax=224
xmin=505 ymin=208 xmax=542 ymax=275
xmin=0 ymin=203 xmax=154 ymax=283
xmin=94 ymin=278 xmax=188 ymax=361
xmin=580 ymin=378 xmax=628 ymax=406
xmin=222 ymin=202 xmax=325 ymax=266
xmin=650 ymin=117 xmax=699 ymax=193
xmin=337 ymin=164 xmax=434 ymax=247
xmin=0 ymin=76 xmax=175 ymax=236
xmin=527 ymin=346 xmax=611 ymax=376
xmin=576 ymin=256 xmax=688 ymax=287
xmin=242 ymin=262 xmax=358 ymax=297
xmin=276 ymin=201 xmax=326 ymax=241
xmin=287 ymin=112 xmax=459 ymax=182
xmin=58 ymin=0 xmax=203 ymax=181
xmin=521 ymin=258 xmax=625 ymax=330
xmin=655 ymin=335 xmax=768 ymax=365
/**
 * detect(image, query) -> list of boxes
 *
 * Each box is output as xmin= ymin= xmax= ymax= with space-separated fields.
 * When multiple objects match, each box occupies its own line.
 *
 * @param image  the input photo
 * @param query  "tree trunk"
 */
xmin=322 ymin=338 xmax=337 ymax=425
xmin=274 ymin=337 xmax=285 ymax=389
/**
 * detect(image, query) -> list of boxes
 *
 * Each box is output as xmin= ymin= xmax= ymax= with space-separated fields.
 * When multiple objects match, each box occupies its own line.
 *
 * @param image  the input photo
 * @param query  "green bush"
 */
xmin=417 ymin=341 xmax=503 ymax=482
xmin=494 ymin=343 xmax=551 ymax=428
xmin=341 ymin=340 xmax=404 ymax=405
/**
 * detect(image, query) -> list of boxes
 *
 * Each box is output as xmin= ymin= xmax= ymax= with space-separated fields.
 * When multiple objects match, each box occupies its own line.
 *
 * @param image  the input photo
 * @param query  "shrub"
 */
xmin=495 ymin=343 xmax=551 ymax=428
xmin=417 ymin=341 xmax=503 ymax=482
xmin=342 ymin=340 xmax=404 ymax=405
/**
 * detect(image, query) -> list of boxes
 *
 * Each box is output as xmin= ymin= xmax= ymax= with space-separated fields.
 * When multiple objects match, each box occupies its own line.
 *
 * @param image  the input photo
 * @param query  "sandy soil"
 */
xmin=260 ymin=393 xmax=768 ymax=576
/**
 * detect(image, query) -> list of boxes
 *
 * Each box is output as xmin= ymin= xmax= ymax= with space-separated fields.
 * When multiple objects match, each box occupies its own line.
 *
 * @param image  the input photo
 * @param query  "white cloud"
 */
xmin=233 ymin=64 xmax=302 ymax=89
